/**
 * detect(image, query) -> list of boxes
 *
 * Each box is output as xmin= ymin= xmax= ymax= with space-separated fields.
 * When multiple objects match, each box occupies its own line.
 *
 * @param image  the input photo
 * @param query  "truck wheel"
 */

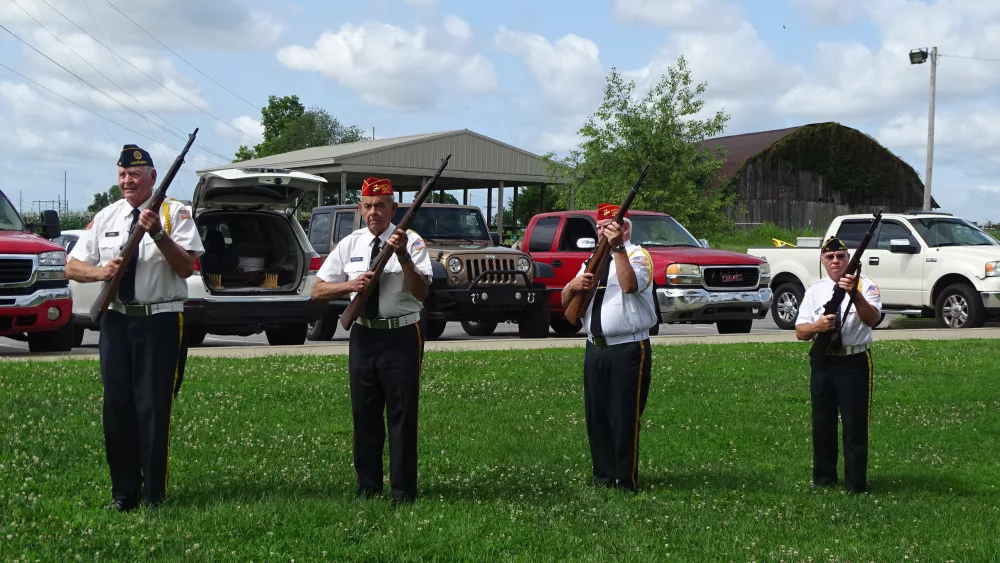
xmin=266 ymin=323 xmax=307 ymax=346
xmin=518 ymin=297 xmax=550 ymax=339
xmin=716 ymin=319 xmax=753 ymax=334
xmin=935 ymin=283 xmax=985 ymax=329
xmin=307 ymin=311 xmax=338 ymax=341
xmin=27 ymin=321 xmax=75 ymax=353
xmin=425 ymin=320 xmax=447 ymax=341
xmin=549 ymin=317 xmax=582 ymax=336
xmin=649 ymin=323 xmax=660 ymax=336
xmin=72 ymin=326 xmax=85 ymax=348
xmin=771 ymin=282 xmax=804 ymax=330
xmin=461 ymin=320 xmax=498 ymax=337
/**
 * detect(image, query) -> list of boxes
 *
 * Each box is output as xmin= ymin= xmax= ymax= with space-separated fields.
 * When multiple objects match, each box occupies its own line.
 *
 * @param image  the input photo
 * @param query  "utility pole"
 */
xmin=64 ymin=171 xmax=67 ymax=213
xmin=923 ymin=46 xmax=937 ymax=211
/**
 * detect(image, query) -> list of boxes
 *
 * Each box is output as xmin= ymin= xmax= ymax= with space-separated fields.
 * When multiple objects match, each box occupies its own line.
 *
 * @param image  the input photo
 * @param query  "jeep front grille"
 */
xmin=701 ymin=266 xmax=760 ymax=290
xmin=465 ymin=257 xmax=525 ymax=285
xmin=0 ymin=258 xmax=33 ymax=285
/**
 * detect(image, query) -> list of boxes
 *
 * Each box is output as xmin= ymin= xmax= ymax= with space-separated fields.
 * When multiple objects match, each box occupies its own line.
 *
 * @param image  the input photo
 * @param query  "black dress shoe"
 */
xmin=104 ymin=500 xmax=138 ymax=512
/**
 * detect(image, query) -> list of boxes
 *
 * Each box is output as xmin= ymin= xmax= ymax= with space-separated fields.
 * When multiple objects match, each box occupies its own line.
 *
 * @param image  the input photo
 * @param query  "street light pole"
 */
xmin=923 ymin=46 xmax=937 ymax=211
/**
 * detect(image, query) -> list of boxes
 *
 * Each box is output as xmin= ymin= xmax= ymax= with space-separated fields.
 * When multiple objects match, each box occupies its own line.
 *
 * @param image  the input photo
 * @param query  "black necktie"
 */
xmin=118 ymin=208 xmax=140 ymax=303
xmin=589 ymin=256 xmax=612 ymax=337
xmin=364 ymin=238 xmax=381 ymax=319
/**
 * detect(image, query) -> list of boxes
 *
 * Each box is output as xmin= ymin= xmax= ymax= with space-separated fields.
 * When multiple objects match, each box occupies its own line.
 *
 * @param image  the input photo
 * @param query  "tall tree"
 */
xmin=87 ymin=185 xmax=123 ymax=215
xmin=559 ymin=57 xmax=733 ymax=238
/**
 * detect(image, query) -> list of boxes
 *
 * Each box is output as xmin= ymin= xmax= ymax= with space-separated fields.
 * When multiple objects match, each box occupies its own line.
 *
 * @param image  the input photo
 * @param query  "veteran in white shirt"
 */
xmin=311 ymin=176 xmax=432 ymax=506
xmin=560 ymin=202 xmax=657 ymax=493
xmin=795 ymin=235 xmax=882 ymax=494
xmin=65 ymin=144 xmax=204 ymax=512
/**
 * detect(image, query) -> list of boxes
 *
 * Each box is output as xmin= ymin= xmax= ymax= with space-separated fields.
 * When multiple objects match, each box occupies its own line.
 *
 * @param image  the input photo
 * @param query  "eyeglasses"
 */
xmin=822 ymin=252 xmax=848 ymax=261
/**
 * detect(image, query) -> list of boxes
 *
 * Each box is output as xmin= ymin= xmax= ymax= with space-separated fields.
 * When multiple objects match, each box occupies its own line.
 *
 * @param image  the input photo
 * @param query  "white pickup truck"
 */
xmin=747 ymin=212 xmax=1000 ymax=330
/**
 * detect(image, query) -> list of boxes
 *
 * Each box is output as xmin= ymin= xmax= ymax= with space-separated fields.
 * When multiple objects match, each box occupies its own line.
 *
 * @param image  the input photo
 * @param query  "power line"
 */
xmin=103 ymin=0 xmax=260 ymax=112
xmin=0 ymin=61 xmax=224 ymax=167
xmin=33 ymin=0 xmax=262 ymax=144
xmin=939 ymin=54 xmax=1000 ymax=63
xmin=0 ymin=21 xmax=234 ymax=162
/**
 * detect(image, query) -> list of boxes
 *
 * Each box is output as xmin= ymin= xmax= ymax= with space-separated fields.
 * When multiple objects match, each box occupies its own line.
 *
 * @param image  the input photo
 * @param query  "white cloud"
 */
xmin=613 ymin=0 xmax=745 ymax=31
xmin=443 ymin=14 xmax=471 ymax=41
xmin=777 ymin=0 xmax=1000 ymax=119
xmin=276 ymin=17 xmax=498 ymax=109
xmin=790 ymin=0 xmax=860 ymax=26
xmin=215 ymin=115 xmax=264 ymax=147
xmin=494 ymin=27 xmax=604 ymax=117
xmin=402 ymin=0 xmax=438 ymax=5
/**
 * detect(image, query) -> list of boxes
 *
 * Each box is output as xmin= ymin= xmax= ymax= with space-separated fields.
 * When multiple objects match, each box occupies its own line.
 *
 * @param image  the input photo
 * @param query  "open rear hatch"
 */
xmin=192 ymin=167 xmax=326 ymax=294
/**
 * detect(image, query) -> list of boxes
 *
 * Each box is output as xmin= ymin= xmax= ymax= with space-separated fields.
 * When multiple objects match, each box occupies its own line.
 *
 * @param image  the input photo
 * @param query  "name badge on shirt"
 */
xmin=105 ymin=231 xmax=119 ymax=237
xmin=350 ymin=256 xmax=363 ymax=262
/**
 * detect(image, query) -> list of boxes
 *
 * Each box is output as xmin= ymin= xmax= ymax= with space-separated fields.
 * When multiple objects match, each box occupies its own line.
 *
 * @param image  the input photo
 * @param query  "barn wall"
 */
xmin=724 ymin=159 xmax=925 ymax=230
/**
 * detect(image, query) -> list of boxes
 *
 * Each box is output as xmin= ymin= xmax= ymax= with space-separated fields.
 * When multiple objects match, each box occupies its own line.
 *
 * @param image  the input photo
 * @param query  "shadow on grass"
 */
xmin=868 ymin=472 xmax=979 ymax=496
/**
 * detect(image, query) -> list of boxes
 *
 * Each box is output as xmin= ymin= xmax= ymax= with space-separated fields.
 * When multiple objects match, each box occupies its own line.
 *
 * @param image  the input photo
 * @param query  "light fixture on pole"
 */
xmin=909 ymin=46 xmax=937 ymax=212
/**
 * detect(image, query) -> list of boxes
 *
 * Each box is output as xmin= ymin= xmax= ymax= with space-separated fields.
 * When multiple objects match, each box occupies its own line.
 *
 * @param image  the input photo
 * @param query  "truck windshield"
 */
xmin=910 ymin=218 xmax=999 ymax=247
xmin=629 ymin=215 xmax=701 ymax=247
xmin=392 ymin=207 xmax=490 ymax=241
xmin=0 ymin=192 xmax=25 ymax=231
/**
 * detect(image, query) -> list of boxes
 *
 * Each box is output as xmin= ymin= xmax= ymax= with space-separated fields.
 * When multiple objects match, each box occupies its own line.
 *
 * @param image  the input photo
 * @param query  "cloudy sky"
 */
xmin=1 ymin=0 xmax=998 ymax=223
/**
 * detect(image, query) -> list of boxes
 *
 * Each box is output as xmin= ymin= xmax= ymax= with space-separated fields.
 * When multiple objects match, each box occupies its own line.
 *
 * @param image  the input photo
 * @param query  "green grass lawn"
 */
xmin=2 ymin=341 xmax=998 ymax=561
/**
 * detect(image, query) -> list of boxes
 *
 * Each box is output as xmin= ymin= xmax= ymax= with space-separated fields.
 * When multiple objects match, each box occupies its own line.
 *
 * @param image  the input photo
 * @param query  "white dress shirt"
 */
xmin=579 ymin=241 xmax=658 ymax=339
xmin=795 ymin=275 xmax=883 ymax=347
xmin=316 ymin=223 xmax=433 ymax=318
xmin=69 ymin=197 xmax=204 ymax=305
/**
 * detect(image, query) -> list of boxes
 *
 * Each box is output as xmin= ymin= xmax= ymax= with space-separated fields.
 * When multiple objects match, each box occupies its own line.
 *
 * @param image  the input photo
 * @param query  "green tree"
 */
xmin=558 ymin=57 xmax=733 ymax=238
xmin=502 ymin=184 xmax=564 ymax=229
xmin=86 ymin=184 xmax=123 ymax=215
xmin=429 ymin=192 xmax=459 ymax=204
xmin=234 ymin=95 xmax=368 ymax=162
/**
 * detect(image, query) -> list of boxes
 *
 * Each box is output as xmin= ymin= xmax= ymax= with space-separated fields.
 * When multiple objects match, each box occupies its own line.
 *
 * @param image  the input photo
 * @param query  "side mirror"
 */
xmin=889 ymin=238 xmax=919 ymax=254
xmin=40 ymin=209 xmax=60 ymax=239
xmin=490 ymin=232 xmax=501 ymax=246
xmin=698 ymin=238 xmax=710 ymax=248
xmin=576 ymin=237 xmax=596 ymax=250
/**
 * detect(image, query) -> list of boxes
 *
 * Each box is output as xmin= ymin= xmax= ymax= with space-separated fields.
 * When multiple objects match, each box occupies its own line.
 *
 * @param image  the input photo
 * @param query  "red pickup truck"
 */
xmin=0 ymin=189 xmax=74 ymax=352
xmin=522 ymin=210 xmax=773 ymax=335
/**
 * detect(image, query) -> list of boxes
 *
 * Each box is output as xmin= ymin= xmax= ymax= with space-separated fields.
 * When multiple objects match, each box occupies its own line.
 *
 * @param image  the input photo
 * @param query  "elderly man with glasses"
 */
xmin=794 ymin=236 xmax=882 ymax=493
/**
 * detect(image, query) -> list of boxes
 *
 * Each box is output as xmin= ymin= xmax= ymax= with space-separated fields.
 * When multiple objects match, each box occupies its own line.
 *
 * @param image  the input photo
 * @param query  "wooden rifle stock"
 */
xmin=89 ymin=128 xmax=199 ymax=323
xmin=809 ymin=209 xmax=882 ymax=359
xmin=339 ymin=154 xmax=452 ymax=329
xmin=564 ymin=164 xmax=650 ymax=325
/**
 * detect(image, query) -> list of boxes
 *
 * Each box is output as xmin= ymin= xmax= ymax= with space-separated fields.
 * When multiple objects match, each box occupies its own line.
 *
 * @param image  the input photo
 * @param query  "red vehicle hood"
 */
xmin=645 ymin=246 xmax=764 ymax=266
xmin=0 ymin=230 xmax=63 ymax=254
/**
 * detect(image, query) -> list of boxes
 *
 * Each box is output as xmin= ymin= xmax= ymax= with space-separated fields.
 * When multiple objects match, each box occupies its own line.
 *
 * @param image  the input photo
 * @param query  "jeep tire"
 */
xmin=461 ymin=320 xmax=498 ymax=337
xmin=518 ymin=294 xmax=550 ymax=339
xmin=549 ymin=317 xmax=582 ymax=336
xmin=425 ymin=319 xmax=447 ymax=340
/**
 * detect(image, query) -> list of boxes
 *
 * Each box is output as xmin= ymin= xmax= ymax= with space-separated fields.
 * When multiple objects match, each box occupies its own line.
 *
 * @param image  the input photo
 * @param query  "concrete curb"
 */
xmin=3 ymin=327 xmax=997 ymax=362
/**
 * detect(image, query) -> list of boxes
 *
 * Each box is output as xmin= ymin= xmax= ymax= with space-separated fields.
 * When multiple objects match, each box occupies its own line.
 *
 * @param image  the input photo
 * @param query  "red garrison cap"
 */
xmin=361 ymin=177 xmax=394 ymax=196
xmin=597 ymin=202 xmax=628 ymax=219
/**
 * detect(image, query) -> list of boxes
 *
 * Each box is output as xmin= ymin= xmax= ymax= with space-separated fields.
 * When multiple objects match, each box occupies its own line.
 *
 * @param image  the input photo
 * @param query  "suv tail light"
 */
xmin=309 ymin=256 xmax=323 ymax=274
xmin=193 ymin=258 xmax=201 ymax=272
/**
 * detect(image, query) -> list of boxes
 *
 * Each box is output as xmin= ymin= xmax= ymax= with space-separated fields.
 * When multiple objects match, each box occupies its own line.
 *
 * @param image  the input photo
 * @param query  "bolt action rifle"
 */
xmin=340 ymin=154 xmax=451 ymax=329
xmin=89 ymin=128 xmax=199 ymax=324
xmin=564 ymin=164 xmax=650 ymax=326
xmin=809 ymin=209 xmax=882 ymax=360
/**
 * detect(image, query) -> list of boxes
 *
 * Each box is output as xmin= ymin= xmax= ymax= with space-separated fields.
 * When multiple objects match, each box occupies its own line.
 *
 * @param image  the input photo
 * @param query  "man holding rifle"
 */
xmin=311 ymin=177 xmax=432 ymax=506
xmin=66 ymin=144 xmax=204 ymax=511
xmin=795 ymin=236 xmax=882 ymax=493
xmin=561 ymin=203 xmax=657 ymax=493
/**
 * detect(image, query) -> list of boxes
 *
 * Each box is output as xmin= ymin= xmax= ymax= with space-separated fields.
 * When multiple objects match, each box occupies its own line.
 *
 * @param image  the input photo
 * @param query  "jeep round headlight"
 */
xmin=516 ymin=257 xmax=531 ymax=272
xmin=38 ymin=251 xmax=66 ymax=266
xmin=447 ymin=256 xmax=463 ymax=274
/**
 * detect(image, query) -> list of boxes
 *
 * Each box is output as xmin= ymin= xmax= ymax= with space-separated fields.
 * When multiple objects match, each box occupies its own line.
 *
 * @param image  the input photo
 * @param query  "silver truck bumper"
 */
xmin=0 ymin=287 xmax=71 ymax=308
xmin=656 ymin=287 xmax=773 ymax=322
xmin=982 ymin=291 xmax=1000 ymax=310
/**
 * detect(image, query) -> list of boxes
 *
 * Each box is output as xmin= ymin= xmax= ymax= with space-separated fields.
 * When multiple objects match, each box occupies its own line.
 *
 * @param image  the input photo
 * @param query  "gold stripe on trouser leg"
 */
xmin=415 ymin=322 xmax=424 ymax=376
xmin=866 ymin=349 xmax=873 ymax=426
xmin=631 ymin=340 xmax=646 ymax=490
xmin=164 ymin=313 xmax=183 ymax=495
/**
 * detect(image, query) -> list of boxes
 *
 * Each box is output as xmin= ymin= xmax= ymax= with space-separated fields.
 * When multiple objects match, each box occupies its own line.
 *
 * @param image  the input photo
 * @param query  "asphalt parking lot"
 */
xmin=0 ymin=313 xmax=976 ymax=356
